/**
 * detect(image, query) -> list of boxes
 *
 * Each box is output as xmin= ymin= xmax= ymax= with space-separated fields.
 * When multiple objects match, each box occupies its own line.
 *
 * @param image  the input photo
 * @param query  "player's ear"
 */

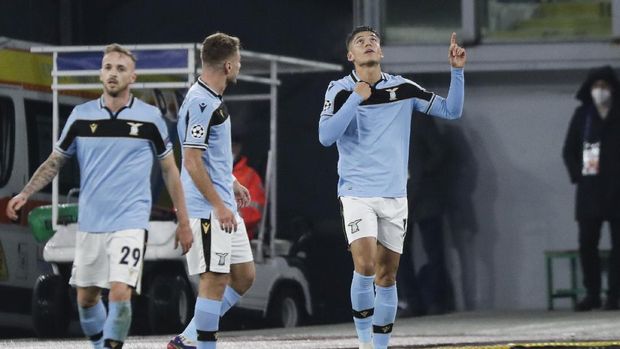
xmin=347 ymin=51 xmax=354 ymax=62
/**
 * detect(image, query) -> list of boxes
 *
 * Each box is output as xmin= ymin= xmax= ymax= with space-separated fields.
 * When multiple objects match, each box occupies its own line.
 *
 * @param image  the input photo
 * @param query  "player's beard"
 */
xmin=106 ymin=89 xmax=119 ymax=97
xmin=104 ymin=83 xmax=126 ymax=98
xmin=226 ymin=74 xmax=238 ymax=85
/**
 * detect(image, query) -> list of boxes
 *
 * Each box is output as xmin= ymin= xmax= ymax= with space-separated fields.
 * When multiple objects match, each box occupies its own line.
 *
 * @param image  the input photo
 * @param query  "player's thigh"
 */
xmin=107 ymin=229 xmax=146 ymax=288
xmin=186 ymin=215 xmax=233 ymax=275
xmin=339 ymin=196 xmax=379 ymax=246
xmin=350 ymin=236 xmax=378 ymax=274
xmin=69 ymin=231 xmax=108 ymax=289
xmin=376 ymin=197 xmax=408 ymax=254
xmin=230 ymin=215 xmax=254 ymax=265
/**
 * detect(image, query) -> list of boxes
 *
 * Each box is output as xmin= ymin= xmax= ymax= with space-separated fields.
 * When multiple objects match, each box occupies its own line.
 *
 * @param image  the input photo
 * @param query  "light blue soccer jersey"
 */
xmin=319 ymin=68 xmax=464 ymax=197
xmin=177 ymin=78 xmax=236 ymax=218
xmin=55 ymin=96 xmax=173 ymax=232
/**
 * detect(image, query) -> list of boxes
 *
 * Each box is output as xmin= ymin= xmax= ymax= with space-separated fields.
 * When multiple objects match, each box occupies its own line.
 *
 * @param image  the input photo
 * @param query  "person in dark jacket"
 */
xmin=397 ymin=114 xmax=454 ymax=316
xmin=562 ymin=65 xmax=620 ymax=311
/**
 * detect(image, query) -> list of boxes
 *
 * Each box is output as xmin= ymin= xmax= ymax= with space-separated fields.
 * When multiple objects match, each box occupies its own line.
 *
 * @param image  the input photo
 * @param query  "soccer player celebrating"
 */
xmin=318 ymin=26 xmax=466 ymax=349
xmin=6 ymin=44 xmax=193 ymax=349
xmin=168 ymin=33 xmax=255 ymax=349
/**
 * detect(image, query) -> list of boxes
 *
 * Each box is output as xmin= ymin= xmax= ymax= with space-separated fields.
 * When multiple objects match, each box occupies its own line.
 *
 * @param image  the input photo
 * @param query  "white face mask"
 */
xmin=591 ymin=87 xmax=611 ymax=106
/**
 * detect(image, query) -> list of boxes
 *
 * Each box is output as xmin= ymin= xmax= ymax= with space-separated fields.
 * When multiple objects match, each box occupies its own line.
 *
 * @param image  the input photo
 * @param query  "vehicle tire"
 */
xmin=147 ymin=273 xmax=193 ymax=334
xmin=32 ymin=274 xmax=70 ymax=338
xmin=267 ymin=286 xmax=306 ymax=328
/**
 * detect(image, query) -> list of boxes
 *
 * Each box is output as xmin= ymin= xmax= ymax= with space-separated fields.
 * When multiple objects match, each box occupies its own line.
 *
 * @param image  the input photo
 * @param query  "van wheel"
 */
xmin=267 ymin=286 xmax=306 ymax=328
xmin=32 ymin=274 xmax=70 ymax=338
xmin=147 ymin=274 xmax=193 ymax=334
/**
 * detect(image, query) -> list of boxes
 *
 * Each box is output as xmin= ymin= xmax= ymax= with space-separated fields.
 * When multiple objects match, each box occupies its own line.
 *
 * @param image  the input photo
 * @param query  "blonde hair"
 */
xmin=104 ymin=43 xmax=137 ymax=63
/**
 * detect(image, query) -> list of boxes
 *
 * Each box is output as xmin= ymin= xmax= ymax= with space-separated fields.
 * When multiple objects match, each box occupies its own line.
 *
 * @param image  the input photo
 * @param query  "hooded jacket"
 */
xmin=562 ymin=66 xmax=620 ymax=220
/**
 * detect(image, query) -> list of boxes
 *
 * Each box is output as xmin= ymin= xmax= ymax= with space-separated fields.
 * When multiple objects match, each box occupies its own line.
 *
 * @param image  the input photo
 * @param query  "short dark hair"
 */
xmin=201 ymin=32 xmax=241 ymax=67
xmin=346 ymin=25 xmax=380 ymax=49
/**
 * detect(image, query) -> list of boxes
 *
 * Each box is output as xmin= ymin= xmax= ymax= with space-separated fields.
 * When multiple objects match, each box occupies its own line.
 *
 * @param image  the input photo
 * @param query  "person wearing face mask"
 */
xmin=563 ymin=65 xmax=620 ymax=311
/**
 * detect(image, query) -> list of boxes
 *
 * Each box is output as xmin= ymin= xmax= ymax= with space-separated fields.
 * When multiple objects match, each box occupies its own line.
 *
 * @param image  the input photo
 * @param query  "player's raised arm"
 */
xmin=449 ymin=32 xmax=466 ymax=68
xmin=424 ymin=33 xmax=466 ymax=120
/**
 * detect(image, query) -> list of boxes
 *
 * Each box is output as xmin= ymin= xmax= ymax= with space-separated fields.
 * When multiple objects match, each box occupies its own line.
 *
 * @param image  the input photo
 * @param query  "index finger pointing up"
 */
xmin=451 ymin=32 xmax=457 ymax=45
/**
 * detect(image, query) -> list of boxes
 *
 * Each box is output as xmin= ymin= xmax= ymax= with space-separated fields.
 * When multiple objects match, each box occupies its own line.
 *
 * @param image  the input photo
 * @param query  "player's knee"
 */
xmin=199 ymin=272 xmax=229 ymax=297
xmin=108 ymin=282 xmax=132 ymax=302
xmin=375 ymin=271 xmax=397 ymax=287
xmin=236 ymin=270 xmax=255 ymax=294
xmin=230 ymin=270 xmax=256 ymax=295
xmin=229 ymin=262 xmax=255 ymax=294
xmin=77 ymin=287 xmax=101 ymax=308
xmin=78 ymin=296 xmax=100 ymax=308
xmin=354 ymin=259 xmax=376 ymax=276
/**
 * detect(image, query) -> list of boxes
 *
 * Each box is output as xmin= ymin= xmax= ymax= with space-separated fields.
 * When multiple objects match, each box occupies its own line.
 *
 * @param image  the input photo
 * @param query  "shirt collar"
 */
xmin=98 ymin=94 xmax=135 ymax=109
xmin=349 ymin=70 xmax=386 ymax=86
xmin=197 ymin=77 xmax=223 ymax=100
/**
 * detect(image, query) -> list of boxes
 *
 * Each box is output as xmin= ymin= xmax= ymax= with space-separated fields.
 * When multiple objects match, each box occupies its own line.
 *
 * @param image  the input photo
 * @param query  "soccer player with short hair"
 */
xmin=5 ymin=43 xmax=193 ymax=349
xmin=167 ymin=32 xmax=255 ymax=349
xmin=318 ymin=26 xmax=466 ymax=349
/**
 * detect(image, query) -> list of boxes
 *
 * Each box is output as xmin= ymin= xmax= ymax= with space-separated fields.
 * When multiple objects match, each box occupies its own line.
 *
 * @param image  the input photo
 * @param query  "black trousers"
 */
xmin=578 ymin=218 xmax=620 ymax=299
xmin=397 ymin=216 xmax=452 ymax=311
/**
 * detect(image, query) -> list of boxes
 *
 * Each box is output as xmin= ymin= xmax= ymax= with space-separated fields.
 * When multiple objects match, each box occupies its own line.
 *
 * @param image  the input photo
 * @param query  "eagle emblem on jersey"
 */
xmin=215 ymin=252 xmax=228 ymax=266
xmin=89 ymin=123 xmax=98 ymax=134
xmin=348 ymin=219 xmax=362 ymax=234
xmin=386 ymin=87 xmax=399 ymax=101
xmin=191 ymin=124 xmax=205 ymax=139
xmin=127 ymin=122 xmax=143 ymax=136
xmin=323 ymin=99 xmax=332 ymax=111
xmin=199 ymin=102 xmax=208 ymax=113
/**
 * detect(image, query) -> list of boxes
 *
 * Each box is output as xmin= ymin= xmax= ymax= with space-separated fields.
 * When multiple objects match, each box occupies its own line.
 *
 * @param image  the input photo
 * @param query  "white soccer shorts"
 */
xmin=339 ymin=196 xmax=408 ymax=254
xmin=69 ymin=229 xmax=146 ymax=293
xmin=185 ymin=213 xmax=253 ymax=275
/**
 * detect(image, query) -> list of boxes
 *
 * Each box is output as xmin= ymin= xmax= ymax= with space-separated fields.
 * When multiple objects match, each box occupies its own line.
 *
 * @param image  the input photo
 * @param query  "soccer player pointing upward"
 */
xmin=319 ymin=26 xmax=466 ymax=349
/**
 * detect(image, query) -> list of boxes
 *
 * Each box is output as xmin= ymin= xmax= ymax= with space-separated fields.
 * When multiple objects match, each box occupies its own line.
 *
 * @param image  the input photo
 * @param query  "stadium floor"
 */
xmin=1 ymin=310 xmax=619 ymax=348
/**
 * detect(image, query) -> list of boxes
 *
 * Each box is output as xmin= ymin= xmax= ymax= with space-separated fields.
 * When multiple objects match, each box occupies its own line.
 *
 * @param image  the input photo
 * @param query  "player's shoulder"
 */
xmin=132 ymin=97 xmax=161 ymax=114
xmin=384 ymin=73 xmax=424 ymax=89
xmin=326 ymin=75 xmax=355 ymax=93
xmin=73 ymin=98 xmax=101 ymax=113
xmin=383 ymin=73 xmax=426 ymax=91
xmin=186 ymin=82 xmax=221 ymax=109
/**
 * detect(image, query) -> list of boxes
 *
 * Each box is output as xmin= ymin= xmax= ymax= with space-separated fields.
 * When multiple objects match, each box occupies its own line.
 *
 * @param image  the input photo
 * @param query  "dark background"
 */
xmin=0 ymin=0 xmax=356 ymax=239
